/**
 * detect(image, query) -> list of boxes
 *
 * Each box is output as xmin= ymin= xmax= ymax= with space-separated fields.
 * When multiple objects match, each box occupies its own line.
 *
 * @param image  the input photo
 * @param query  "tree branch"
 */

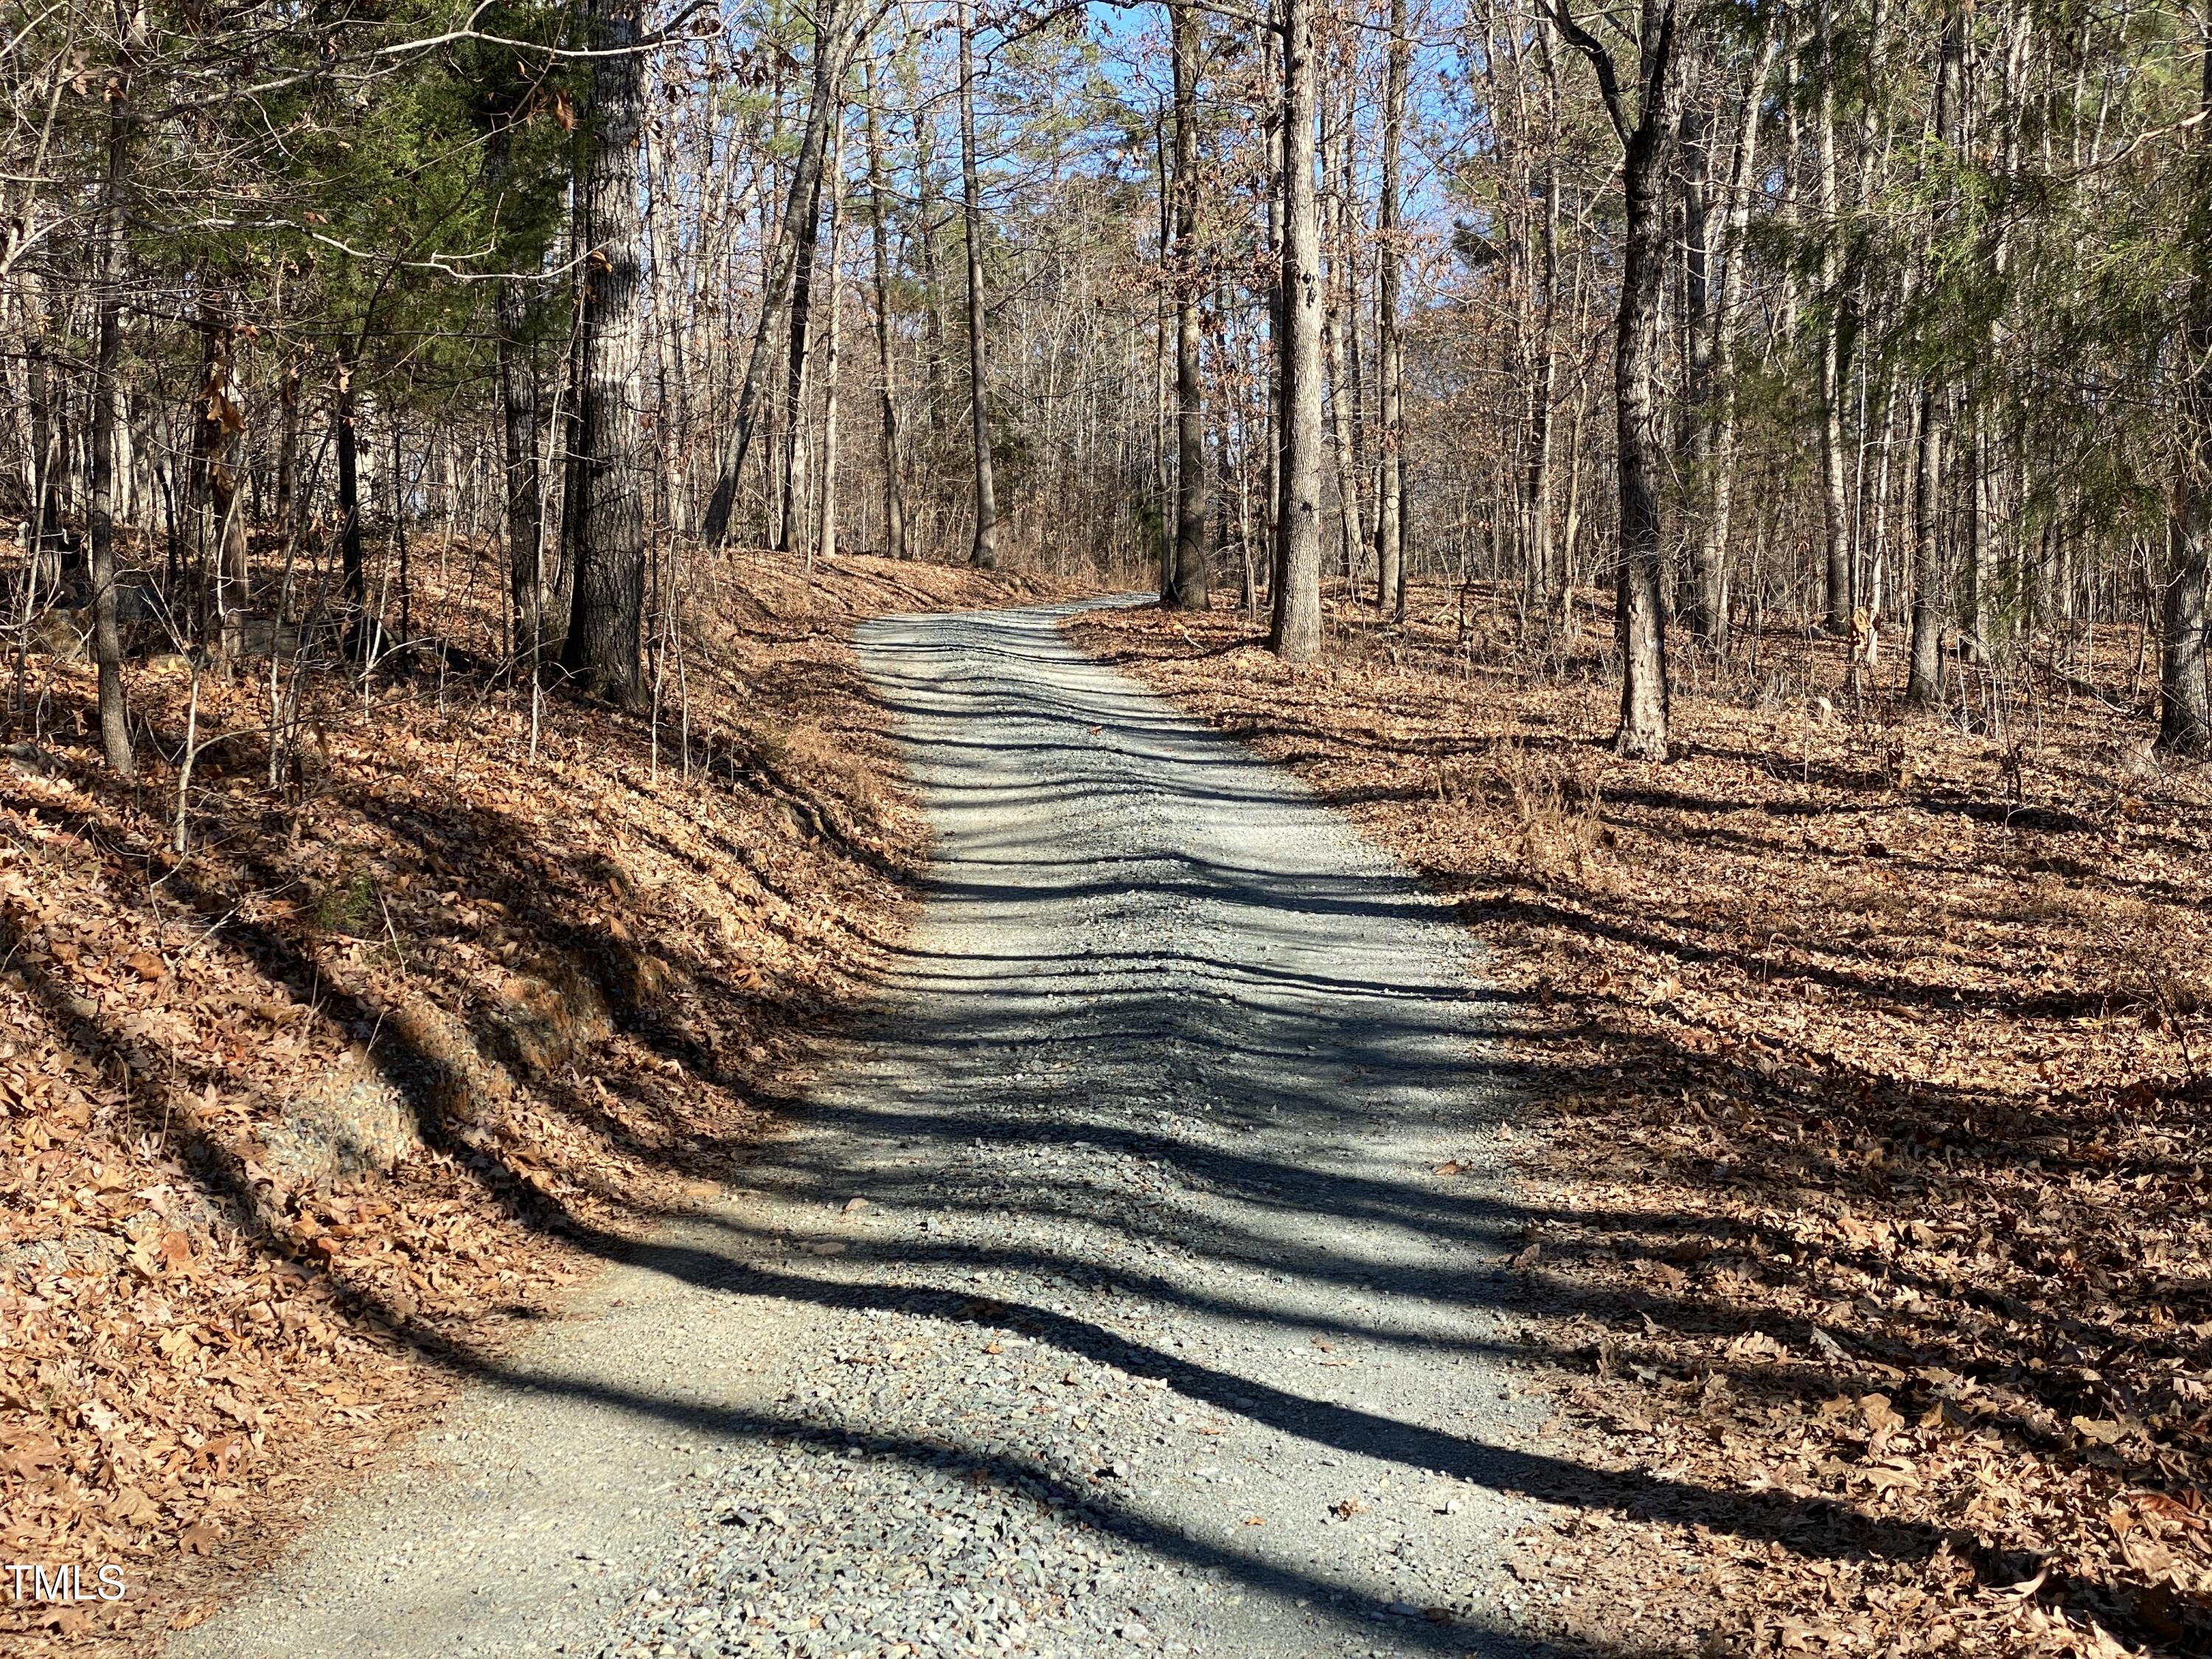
xmin=1544 ymin=0 xmax=1631 ymax=151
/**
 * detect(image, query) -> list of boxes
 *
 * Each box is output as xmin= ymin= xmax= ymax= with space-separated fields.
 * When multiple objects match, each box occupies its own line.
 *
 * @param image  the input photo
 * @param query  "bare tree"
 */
xmin=1270 ymin=0 xmax=1324 ymax=661
xmin=863 ymin=56 xmax=910 ymax=560
xmin=957 ymin=0 xmax=999 ymax=570
xmin=1165 ymin=0 xmax=1208 ymax=608
xmin=2160 ymin=0 xmax=2212 ymax=757
xmin=1372 ymin=0 xmax=1410 ymax=615
xmin=1551 ymin=0 xmax=1692 ymax=759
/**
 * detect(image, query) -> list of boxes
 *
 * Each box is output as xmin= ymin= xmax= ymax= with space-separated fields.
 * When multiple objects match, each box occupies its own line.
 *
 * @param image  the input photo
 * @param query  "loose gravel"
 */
xmin=176 ymin=600 xmax=1550 ymax=1659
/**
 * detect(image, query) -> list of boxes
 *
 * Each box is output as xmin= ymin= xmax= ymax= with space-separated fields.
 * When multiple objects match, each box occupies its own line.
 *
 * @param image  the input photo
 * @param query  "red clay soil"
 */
xmin=0 ymin=548 xmax=1083 ymax=1654
xmin=1070 ymin=585 xmax=2212 ymax=1659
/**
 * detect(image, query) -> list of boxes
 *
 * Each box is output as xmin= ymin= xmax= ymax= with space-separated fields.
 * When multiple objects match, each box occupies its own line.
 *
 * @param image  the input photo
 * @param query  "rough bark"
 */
xmin=557 ymin=0 xmax=648 ymax=706
xmin=1270 ymin=0 xmax=1324 ymax=662
xmin=1554 ymin=0 xmax=1688 ymax=759
xmin=2160 ymin=2 xmax=2212 ymax=757
xmin=1907 ymin=1 xmax=1963 ymax=706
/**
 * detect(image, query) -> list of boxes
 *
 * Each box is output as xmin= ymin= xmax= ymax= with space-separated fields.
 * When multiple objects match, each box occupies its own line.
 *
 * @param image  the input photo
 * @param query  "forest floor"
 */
xmin=0 ymin=545 xmax=1079 ymax=1656
xmin=170 ymin=600 xmax=1551 ymax=1659
xmin=1068 ymin=585 xmax=2212 ymax=1659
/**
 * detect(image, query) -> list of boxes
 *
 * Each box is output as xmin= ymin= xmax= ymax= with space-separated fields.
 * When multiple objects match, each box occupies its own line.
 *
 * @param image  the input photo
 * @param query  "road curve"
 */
xmin=178 ymin=600 xmax=1545 ymax=1659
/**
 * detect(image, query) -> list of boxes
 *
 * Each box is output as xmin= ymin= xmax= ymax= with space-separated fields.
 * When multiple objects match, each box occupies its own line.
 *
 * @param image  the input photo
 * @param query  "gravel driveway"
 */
xmin=178 ymin=601 xmax=1548 ymax=1659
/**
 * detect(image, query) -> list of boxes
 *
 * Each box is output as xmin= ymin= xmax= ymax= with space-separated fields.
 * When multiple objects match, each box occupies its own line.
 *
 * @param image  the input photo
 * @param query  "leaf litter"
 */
xmin=0 ymin=547 xmax=1077 ymax=1654
xmin=1071 ymin=585 xmax=2212 ymax=1658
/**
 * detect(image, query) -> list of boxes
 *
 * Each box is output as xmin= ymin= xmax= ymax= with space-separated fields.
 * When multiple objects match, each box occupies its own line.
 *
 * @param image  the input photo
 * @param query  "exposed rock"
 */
xmin=257 ymin=1048 xmax=421 ymax=1187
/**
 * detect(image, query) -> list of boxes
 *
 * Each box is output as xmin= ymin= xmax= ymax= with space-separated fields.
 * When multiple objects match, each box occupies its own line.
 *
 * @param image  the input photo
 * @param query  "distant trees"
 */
xmin=5 ymin=0 xmax=2211 ymax=769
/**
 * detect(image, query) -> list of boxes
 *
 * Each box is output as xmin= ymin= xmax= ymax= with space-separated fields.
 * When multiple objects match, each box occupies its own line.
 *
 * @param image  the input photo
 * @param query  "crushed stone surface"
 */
xmin=175 ymin=600 xmax=1549 ymax=1658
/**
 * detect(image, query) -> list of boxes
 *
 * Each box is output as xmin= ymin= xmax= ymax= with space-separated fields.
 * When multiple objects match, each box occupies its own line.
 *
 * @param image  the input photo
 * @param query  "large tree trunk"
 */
xmin=1270 ymin=0 xmax=1324 ymax=662
xmin=957 ymin=0 xmax=1000 ymax=570
xmin=87 ymin=0 xmax=135 ymax=777
xmin=863 ymin=60 xmax=910 ymax=560
xmin=702 ymin=0 xmax=853 ymax=546
xmin=1166 ymin=0 xmax=1209 ymax=608
xmin=2160 ymin=1 xmax=2212 ymax=757
xmin=1372 ymin=0 xmax=1409 ymax=613
xmin=557 ymin=0 xmax=648 ymax=706
xmin=1556 ymin=0 xmax=1688 ymax=759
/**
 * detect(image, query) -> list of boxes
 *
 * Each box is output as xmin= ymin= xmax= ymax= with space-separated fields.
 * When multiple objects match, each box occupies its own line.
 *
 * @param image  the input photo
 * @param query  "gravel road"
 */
xmin=177 ymin=600 xmax=1549 ymax=1659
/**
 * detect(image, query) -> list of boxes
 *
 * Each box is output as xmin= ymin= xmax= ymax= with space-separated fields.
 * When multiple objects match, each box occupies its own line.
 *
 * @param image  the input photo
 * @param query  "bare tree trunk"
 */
xmin=958 ymin=0 xmax=1000 ymax=569
xmin=336 ymin=354 xmax=365 ymax=619
xmin=1262 ymin=24 xmax=1284 ymax=607
xmin=1520 ymin=25 xmax=1564 ymax=611
xmin=558 ymin=0 xmax=648 ymax=706
xmin=817 ymin=114 xmax=848 ymax=564
xmin=1815 ymin=0 xmax=1851 ymax=634
xmin=1687 ymin=28 xmax=1776 ymax=653
xmin=192 ymin=307 xmax=249 ymax=665
xmin=274 ymin=355 xmax=301 ymax=535
xmin=1321 ymin=97 xmax=1365 ymax=588
xmin=1270 ymin=0 xmax=1324 ymax=661
xmin=1907 ymin=1 xmax=1963 ymax=705
xmin=1166 ymin=0 xmax=1209 ymax=608
xmin=702 ymin=0 xmax=854 ymax=546
xmin=777 ymin=90 xmax=840 ymax=557
xmin=87 ymin=0 xmax=136 ymax=776
xmin=2160 ymin=1 xmax=2212 ymax=757
xmin=496 ymin=262 xmax=545 ymax=661
xmin=1554 ymin=0 xmax=1688 ymax=759
xmin=863 ymin=58 xmax=910 ymax=560
xmin=1679 ymin=61 xmax=1713 ymax=623
xmin=1373 ymin=0 xmax=1409 ymax=612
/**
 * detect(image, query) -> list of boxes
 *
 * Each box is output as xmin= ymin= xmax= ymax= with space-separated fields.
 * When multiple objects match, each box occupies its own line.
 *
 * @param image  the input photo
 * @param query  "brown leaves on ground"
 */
xmin=1071 ymin=585 xmax=2212 ymax=1658
xmin=0 ymin=546 xmax=1077 ymax=1654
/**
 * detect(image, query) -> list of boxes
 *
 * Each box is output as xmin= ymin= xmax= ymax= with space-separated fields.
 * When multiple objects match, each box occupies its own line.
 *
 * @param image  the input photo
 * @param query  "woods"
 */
xmin=7 ymin=0 xmax=2212 ymax=1650
xmin=6 ymin=0 xmax=2211 ymax=773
